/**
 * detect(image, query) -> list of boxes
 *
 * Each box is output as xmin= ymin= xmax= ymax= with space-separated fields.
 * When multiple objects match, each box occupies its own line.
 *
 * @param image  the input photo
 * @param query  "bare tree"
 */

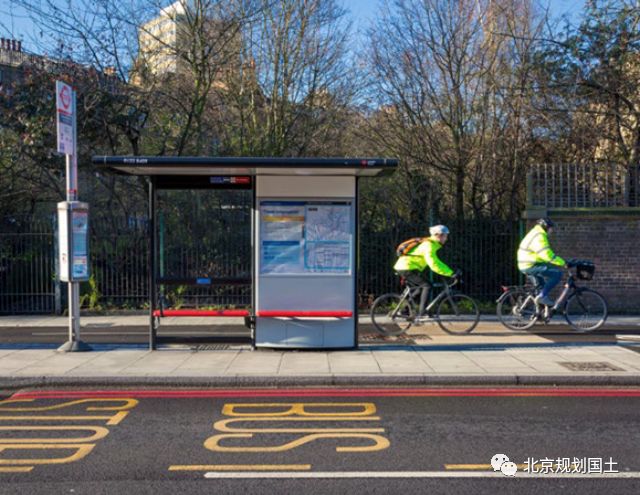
xmin=534 ymin=1 xmax=640 ymax=166
xmin=365 ymin=0 xmax=545 ymax=220
xmin=219 ymin=0 xmax=356 ymax=156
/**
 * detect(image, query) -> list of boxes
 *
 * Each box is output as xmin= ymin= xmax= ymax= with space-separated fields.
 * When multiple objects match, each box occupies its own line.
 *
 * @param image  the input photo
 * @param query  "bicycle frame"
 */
xmin=497 ymin=262 xmax=606 ymax=333
xmin=503 ymin=270 xmax=579 ymax=323
xmin=397 ymin=278 xmax=459 ymax=318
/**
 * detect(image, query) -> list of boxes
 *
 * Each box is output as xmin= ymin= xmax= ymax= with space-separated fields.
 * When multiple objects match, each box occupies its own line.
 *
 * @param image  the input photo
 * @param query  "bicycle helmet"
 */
xmin=537 ymin=217 xmax=555 ymax=230
xmin=429 ymin=225 xmax=450 ymax=235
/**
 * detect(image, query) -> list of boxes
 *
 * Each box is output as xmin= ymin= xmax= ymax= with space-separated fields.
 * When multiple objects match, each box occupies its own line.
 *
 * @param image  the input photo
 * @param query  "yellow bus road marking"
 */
xmin=213 ymin=418 xmax=384 ymax=433
xmin=0 ymin=444 xmax=95 ymax=464
xmin=222 ymin=403 xmax=377 ymax=417
xmin=0 ymin=411 xmax=130 ymax=425
xmin=205 ymin=432 xmax=390 ymax=453
xmin=170 ymin=464 xmax=312 ymax=471
xmin=0 ymin=426 xmax=109 ymax=443
xmin=0 ymin=399 xmax=138 ymax=412
xmin=0 ymin=467 xmax=34 ymax=472
xmin=0 ymin=399 xmax=138 ymax=471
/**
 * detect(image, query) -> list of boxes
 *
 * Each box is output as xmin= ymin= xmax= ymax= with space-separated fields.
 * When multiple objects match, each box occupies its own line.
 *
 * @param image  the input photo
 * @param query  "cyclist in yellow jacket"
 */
xmin=517 ymin=217 xmax=566 ymax=306
xmin=393 ymin=225 xmax=458 ymax=316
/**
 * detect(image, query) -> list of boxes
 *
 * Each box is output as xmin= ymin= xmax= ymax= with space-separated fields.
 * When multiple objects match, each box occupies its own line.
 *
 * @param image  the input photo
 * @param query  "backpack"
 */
xmin=395 ymin=237 xmax=427 ymax=257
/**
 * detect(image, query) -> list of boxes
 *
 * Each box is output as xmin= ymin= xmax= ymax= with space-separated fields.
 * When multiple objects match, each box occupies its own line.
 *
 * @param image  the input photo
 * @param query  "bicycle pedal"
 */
xmin=415 ymin=316 xmax=434 ymax=324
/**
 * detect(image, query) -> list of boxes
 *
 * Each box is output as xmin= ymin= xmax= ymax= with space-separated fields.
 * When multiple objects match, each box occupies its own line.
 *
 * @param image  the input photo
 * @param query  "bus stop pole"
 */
xmin=58 ymin=88 xmax=90 ymax=352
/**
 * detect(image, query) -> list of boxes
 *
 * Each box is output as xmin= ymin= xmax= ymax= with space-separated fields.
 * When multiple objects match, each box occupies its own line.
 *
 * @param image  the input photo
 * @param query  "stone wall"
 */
xmin=524 ymin=209 xmax=640 ymax=313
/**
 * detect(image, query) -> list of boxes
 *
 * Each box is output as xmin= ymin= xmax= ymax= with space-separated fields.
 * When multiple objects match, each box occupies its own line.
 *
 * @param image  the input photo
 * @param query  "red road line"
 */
xmin=9 ymin=388 xmax=640 ymax=399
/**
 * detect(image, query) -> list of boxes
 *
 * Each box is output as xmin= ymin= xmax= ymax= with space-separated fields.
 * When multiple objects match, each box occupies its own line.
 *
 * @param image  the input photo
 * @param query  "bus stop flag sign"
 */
xmin=56 ymin=81 xmax=75 ymax=155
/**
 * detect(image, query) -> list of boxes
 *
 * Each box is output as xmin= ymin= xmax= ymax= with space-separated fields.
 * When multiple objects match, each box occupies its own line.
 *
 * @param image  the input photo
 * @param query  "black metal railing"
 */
xmin=358 ymin=220 xmax=522 ymax=307
xmin=0 ymin=218 xmax=56 ymax=314
xmin=1 ymin=214 xmax=523 ymax=314
xmin=528 ymin=163 xmax=640 ymax=208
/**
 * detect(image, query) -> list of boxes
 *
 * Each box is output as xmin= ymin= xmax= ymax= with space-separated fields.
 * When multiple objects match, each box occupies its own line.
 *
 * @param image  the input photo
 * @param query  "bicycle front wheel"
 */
xmin=436 ymin=294 xmax=480 ymax=334
xmin=564 ymin=288 xmax=608 ymax=332
xmin=496 ymin=288 xmax=538 ymax=331
xmin=370 ymin=293 xmax=414 ymax=336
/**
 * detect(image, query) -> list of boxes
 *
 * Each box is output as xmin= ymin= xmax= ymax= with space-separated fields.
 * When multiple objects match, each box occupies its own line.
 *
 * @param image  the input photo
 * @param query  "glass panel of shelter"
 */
xmin=153 ymin=178 xmax=253 ymax=343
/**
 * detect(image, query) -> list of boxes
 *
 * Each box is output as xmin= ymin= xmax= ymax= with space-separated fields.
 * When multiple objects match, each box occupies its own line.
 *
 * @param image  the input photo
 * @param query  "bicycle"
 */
xmin=496 ymin=259 xmax=608 ymax=332
xmin=370 ymin=273 xmax=480 ymax=336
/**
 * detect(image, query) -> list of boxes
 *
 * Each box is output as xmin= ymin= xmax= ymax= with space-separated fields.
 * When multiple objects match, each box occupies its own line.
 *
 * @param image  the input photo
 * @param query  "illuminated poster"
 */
xmin=260 ymin=200 xmax=352 ymax=274
xmin=58 ymin=202 xmax=90 ymax=282
xmin=260 ymin=202 xmax=305 ymax=273
xmin=304 ymin=203 xmax=351 ymax=272
xmin=71 ymin=211 xmax=89 ymax=279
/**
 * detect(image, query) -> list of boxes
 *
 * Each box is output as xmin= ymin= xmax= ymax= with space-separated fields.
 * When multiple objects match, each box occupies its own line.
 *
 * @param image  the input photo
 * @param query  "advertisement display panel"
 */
xmin=57 ymin=201 xmax=90 ymax=282
xmin=71 ymin=209 xmax=89 ymax=279
xmin=259 ymin=200 xmax=352 ymax=275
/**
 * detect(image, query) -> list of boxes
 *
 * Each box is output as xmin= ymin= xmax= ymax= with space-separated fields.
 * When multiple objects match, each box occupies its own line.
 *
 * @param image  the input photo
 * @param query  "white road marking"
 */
xmin=204 ymin=471 xmax=640 ymax=479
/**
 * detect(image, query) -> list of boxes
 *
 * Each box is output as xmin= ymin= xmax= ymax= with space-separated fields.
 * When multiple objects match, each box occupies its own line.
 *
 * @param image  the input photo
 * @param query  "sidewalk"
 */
xmin=0 ymin=314 xmax=639 ymax=390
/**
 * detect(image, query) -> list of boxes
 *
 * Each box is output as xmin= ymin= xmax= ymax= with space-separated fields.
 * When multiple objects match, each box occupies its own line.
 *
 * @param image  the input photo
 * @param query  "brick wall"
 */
xmin=526 ymin=211 xmax=640 ymax=312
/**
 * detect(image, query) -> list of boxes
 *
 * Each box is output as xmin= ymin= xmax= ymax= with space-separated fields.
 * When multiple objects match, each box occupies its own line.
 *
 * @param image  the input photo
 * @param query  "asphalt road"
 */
xmin=0 ymin=388 xmax=639 ymax=494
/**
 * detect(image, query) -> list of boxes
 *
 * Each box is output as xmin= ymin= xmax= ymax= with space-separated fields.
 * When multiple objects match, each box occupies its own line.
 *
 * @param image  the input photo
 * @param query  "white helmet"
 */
xmin=429 ymin=225 xmax=450 ymax=235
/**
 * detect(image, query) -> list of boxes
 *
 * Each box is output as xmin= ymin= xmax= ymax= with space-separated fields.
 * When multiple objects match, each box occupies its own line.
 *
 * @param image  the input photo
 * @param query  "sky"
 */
xmin=339 ymin=0 xmax=587 ymax=31
xmin=2 ymin=0 xmax=587 ymax=53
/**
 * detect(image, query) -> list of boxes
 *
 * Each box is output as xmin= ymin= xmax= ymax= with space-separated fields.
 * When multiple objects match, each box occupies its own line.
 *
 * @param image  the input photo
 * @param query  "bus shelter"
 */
xmin=93 ymin=156 xmax=397 ymax=349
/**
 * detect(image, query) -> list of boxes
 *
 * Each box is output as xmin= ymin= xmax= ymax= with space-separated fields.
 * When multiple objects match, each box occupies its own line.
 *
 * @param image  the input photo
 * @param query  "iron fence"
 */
xmin=358 ymin=220 xmax=522 ymax=308
xmin=92 ymin=223 xmax=149 ymax=309
xmin=156 ymin=190 xmax=253 ymax=309
xmin=1 ymin=214 xmax=523 ymax=314
xmin=528 ymin=163 xmax=640 ymax=208
xmin=0 ymin=218 xmax=56 ymax=314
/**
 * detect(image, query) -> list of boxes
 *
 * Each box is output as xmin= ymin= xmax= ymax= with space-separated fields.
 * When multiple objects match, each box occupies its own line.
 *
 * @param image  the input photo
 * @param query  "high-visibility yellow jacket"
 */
xmin=393 ymin=237 xmax=454 ymax=277
xmin=517 ymin=225 xmax=566 ymax=270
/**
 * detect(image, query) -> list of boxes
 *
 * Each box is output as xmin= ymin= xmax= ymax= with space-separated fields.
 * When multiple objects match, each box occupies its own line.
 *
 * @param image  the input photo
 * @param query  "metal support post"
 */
xmin=58 ymin=87 xmax=90 ymax=352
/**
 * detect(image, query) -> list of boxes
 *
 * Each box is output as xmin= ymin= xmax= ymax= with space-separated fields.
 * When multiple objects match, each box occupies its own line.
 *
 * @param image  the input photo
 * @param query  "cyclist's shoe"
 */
xmin=534 ymin=294 xmax=555 ymax=306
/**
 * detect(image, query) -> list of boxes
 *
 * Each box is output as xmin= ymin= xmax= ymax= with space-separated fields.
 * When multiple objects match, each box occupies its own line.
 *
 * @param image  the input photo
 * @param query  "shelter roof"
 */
xmin=92 ymin=156 xmax=397 ymax=177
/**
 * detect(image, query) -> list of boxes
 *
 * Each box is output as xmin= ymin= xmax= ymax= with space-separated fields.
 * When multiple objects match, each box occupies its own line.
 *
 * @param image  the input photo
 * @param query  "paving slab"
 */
xmin=118 ymin=351 xmax=193 ymax=375
xmin=66 ymin=350 xmax=151 ymax=376
xmin=171 ymin=351 xmax=240 ymax=376
xmin=12 ymin=352 xmax=102 ymax=376
xmin=278 ymin=353 xmax=330 ymax=375
xmin=225 ymin=350 xmax=283 ymax=375
xmin=416 ymin=351 xmax=485 ymax=373
xmin=327 ymin=351 xmax=380 ymax=374
xmin=372 ymin=350 xmax=434 ymax=373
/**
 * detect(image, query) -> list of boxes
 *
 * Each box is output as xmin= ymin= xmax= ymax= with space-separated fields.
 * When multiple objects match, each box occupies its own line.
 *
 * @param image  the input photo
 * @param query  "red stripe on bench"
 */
xmin=257 ymin=311 xmax=353 ymax=318
xmin=153 ymin=309 xmax=250 ymax=317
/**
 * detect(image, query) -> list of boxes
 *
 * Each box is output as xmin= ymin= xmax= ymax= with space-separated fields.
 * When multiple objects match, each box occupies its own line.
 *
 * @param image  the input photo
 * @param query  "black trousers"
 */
xmin=396 ymin=269 xmax=431 ymax=315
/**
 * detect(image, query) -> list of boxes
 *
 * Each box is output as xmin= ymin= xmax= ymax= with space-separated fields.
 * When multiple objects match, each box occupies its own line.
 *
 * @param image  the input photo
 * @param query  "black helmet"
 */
xmin=537 ymin=217 xmax=555 ymax=230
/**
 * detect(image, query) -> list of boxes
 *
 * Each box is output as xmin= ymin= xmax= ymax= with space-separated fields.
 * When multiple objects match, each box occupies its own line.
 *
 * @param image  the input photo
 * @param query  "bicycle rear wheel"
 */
xmin=436 ymin=294 xmax=480 ymax=334
xmin=370 ymin=293 xmax=414 ymax=336
xmin=564 ymin=288 xmax=608 ymax=332
xmin=497 ymin=287 xmax=538 ymax=330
